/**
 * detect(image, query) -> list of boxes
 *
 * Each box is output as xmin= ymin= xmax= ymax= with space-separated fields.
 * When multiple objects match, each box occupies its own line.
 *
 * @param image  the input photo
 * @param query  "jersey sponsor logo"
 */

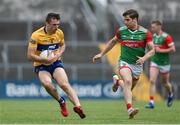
xmin=37 ymin=43 xmax=60 ymax=51
xmin=48 ymin=45 xmax=56 ymax=49
xmin=121 ymin=35 xmax=144 ymax=41
xmin=121 ymin=40 xmax=145 ymax=48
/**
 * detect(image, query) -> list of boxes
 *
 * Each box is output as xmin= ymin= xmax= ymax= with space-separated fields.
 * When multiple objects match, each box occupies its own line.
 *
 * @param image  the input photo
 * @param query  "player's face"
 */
xmin=123 ymin=15 xmax=137 ymax=29
xmin=46 ymin=18 xmax=60 ymax=33
xmin=151 ymin=23 xmax=160 ymax=34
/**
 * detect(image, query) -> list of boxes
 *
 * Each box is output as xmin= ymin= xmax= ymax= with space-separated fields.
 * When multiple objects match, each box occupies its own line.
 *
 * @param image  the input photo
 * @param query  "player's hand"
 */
xmin=48 ymin=53 xmax=59 ymax=63
xmin=41 ymin=52 xmax=57 ymax=64
xmin=136 ymin=56 xmax=145 ymax=65
xmin=155 ymin=46 xmax=161 ymax=52
xmin=92 ymin=53 xmax=102 ymax=63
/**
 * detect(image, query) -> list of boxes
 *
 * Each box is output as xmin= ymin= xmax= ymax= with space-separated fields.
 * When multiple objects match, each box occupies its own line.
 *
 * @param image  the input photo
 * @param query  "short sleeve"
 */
xmin=60 ymin=32 xmax=65 ymax=46
xmin=58 ymin=30 xmax=65 ymax=46
xmin=145 ymin=31 xmax=153 ymax=43
xmin=115 ymin=28 xmax=121 ymax=40
xmin=166 ymin=35 xmax=174 ymax=46
xmin=28 ymin=33 xmax=38 ymax=47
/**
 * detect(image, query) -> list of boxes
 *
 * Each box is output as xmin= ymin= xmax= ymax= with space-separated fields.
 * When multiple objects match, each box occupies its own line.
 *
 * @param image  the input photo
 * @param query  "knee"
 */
xmin=42 ymin=81 xmax=54 ymax=90
xmin=60 ymin=82 xmax=70 ymax=90
xmin=162 ymin=81 xmax=169 ymax=86
xmin=162 ymin=79 xmax=168 ymax=85
xmin=150 ymin=79 xmax=156 ymax=85
xmin=124 ymin=79 xmax=132 ymax=86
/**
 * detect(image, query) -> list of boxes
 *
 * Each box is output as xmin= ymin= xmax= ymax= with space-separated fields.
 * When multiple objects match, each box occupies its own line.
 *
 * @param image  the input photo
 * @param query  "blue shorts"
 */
xmin=34 ymin=60 xmax=64 ymax=75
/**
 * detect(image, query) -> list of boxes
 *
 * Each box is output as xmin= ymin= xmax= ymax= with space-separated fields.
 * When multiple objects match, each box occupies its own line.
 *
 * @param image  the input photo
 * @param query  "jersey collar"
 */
xmin=128 ymin=25 xmax=140 ymax=34
xmin=155 ymin=30 xmax=163 ymax=37
xmin=44 ymin=26 xmax=47 ymax=34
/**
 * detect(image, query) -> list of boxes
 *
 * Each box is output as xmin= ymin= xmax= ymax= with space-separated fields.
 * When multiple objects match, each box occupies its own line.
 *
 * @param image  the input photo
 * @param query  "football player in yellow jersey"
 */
xmin=27 ymin=13 xmax=85 ymax=119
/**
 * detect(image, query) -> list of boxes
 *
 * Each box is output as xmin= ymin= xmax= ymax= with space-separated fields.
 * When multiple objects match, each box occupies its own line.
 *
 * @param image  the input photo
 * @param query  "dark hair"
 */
xmin=151 ymin=20 xmax=162 ymax=26
xmin=123 ymin=9 xmax=139 ymax=20
xmin=46 ymin=13 xmax=60 ymax=23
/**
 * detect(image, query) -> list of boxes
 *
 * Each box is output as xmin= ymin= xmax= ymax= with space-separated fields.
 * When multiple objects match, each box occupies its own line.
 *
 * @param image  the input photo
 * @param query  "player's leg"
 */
xmin=145 ymin=66 xmax=159 ymax=109
xmin=161 ymin=73 xmax=172 ymax=95
xmin=112 ymin=64 xmax=130 ymax=92
xmin=120 ymin=68 xmax=138 ymax=119
xmin=159 ymin=64 xmax=173 ymax=107
xmin=112 ymin=74 xmax=124 ymax=92
xmin=112 ymin=76 xmax=138 ymax=92
xmin=38 ymin=71 xmax=60 ymax=101
xmin=53 ymin=68 xmax=85 ymax=118
xmin=38 ymin=71 xmax=69 ymax=117
xmin=53 ymin=68 xmax=80 ymax=106
xmin=160 ymin=72 xmax=174 ymax=107
xmin=131 ymin=78 xmax=139 ymax=91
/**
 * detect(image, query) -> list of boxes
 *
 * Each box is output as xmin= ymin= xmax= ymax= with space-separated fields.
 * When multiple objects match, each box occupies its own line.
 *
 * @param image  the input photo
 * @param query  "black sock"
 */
xmin=58 ymin=97 xmax=65 ymax=104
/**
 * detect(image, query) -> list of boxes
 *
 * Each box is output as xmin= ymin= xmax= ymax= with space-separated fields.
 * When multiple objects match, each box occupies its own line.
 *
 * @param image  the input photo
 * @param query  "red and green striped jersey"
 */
xmin=151 ymin=31 xmax=174 ymax=65
xmin=116 ymin=25 xmax=152 ymax=64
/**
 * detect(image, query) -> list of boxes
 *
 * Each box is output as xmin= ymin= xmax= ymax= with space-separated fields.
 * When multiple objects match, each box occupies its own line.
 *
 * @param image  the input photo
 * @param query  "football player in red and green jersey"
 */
xmin=93 ymin=9 xmax=155 ymax=119
xmin=145 ymin=20 xmax=176 ymax=109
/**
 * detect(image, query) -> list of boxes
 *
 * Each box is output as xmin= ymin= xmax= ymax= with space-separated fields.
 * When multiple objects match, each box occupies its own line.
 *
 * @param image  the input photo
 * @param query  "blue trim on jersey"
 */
xmin=37 ymin=43 xmax=60 ymax=51
xmin=34 ymin=60 xmax=64 ymax=75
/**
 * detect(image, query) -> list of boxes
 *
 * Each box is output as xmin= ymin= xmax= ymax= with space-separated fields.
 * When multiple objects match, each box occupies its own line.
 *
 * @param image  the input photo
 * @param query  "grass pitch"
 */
xmin=0 ymin=99 xmax=180 ymax=124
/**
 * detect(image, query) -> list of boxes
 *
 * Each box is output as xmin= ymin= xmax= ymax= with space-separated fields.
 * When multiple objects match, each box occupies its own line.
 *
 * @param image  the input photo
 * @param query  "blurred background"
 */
xmin=0 ymin=0 xmax=180 ymax=100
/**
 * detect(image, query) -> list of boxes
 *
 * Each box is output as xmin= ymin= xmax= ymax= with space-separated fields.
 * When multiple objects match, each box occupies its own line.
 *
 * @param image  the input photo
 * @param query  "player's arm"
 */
xmin=27 ymin=46 xmax=39 ymax=62
xmin=27 ymin=39 xmax=56 ymax=64
xmin=136 ymin=31 xmax=155 ymax=65
xmin=54 ymin=30 xmax=66 ymax=59
xmin=54 ymin=43 xmax=66 ymax=59
xmin=155 ymin=35 xmax=176 ymax=53
xmin=27 ymin=45 xmax=58 ymax=64
xmin=136 ymin=42 xmax=155 ymax=65
xmin=27 ymin=45 xmax=48 ymax=63
xmin=92 ymin=36 xmax=118 ymax=63
xmin=144 ymin=42 xmax=155 ymax=61
xmin=27 ymin=38 xmax=43 ymax=62
xmin=58 ymin=43 xmax=66 ymax=57
xmin=155 ymin=44 xmax=175 ymax=53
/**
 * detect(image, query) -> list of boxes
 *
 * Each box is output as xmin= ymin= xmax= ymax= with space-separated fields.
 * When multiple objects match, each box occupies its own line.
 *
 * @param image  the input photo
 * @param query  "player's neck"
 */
xmin=156 ymin=30 xmax=163 ymax=36
xmin=129 ymin=24 xmax=139 ymax=31
xmin=44 ymin=26 xmax=53 ymax=35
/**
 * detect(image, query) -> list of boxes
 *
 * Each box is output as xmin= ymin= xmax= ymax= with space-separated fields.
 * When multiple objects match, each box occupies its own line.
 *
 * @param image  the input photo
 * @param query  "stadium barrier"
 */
xmin=0 ymin=80 xmax=123 ymax=99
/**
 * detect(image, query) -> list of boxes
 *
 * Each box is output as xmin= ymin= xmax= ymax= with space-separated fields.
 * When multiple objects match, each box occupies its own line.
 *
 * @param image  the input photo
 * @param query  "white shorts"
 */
xmin=150 ymin=61 xmax=170 ymax=74
xmin=119 ymin=60 xmax=143 ymax=80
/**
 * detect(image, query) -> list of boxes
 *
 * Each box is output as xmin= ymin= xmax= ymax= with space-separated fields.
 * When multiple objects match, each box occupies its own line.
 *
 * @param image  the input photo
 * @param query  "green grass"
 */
xmin=0 ymin=99 xmax=180 ymax=124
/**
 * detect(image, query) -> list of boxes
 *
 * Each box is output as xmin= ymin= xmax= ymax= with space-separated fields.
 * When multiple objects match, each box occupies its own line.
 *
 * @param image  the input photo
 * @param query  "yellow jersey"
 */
xmin=28 ymin=27 xmax=64 ymax=66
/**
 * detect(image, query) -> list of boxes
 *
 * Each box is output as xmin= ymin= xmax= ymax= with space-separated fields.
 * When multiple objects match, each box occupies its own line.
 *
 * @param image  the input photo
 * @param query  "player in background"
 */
xmin=27 ymin=13 xmax=85 ymax=119
xmin=145 ymin=20 xmax=176 ymax=109
xmin=93 ymin=9 xmax=155 ymax=119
